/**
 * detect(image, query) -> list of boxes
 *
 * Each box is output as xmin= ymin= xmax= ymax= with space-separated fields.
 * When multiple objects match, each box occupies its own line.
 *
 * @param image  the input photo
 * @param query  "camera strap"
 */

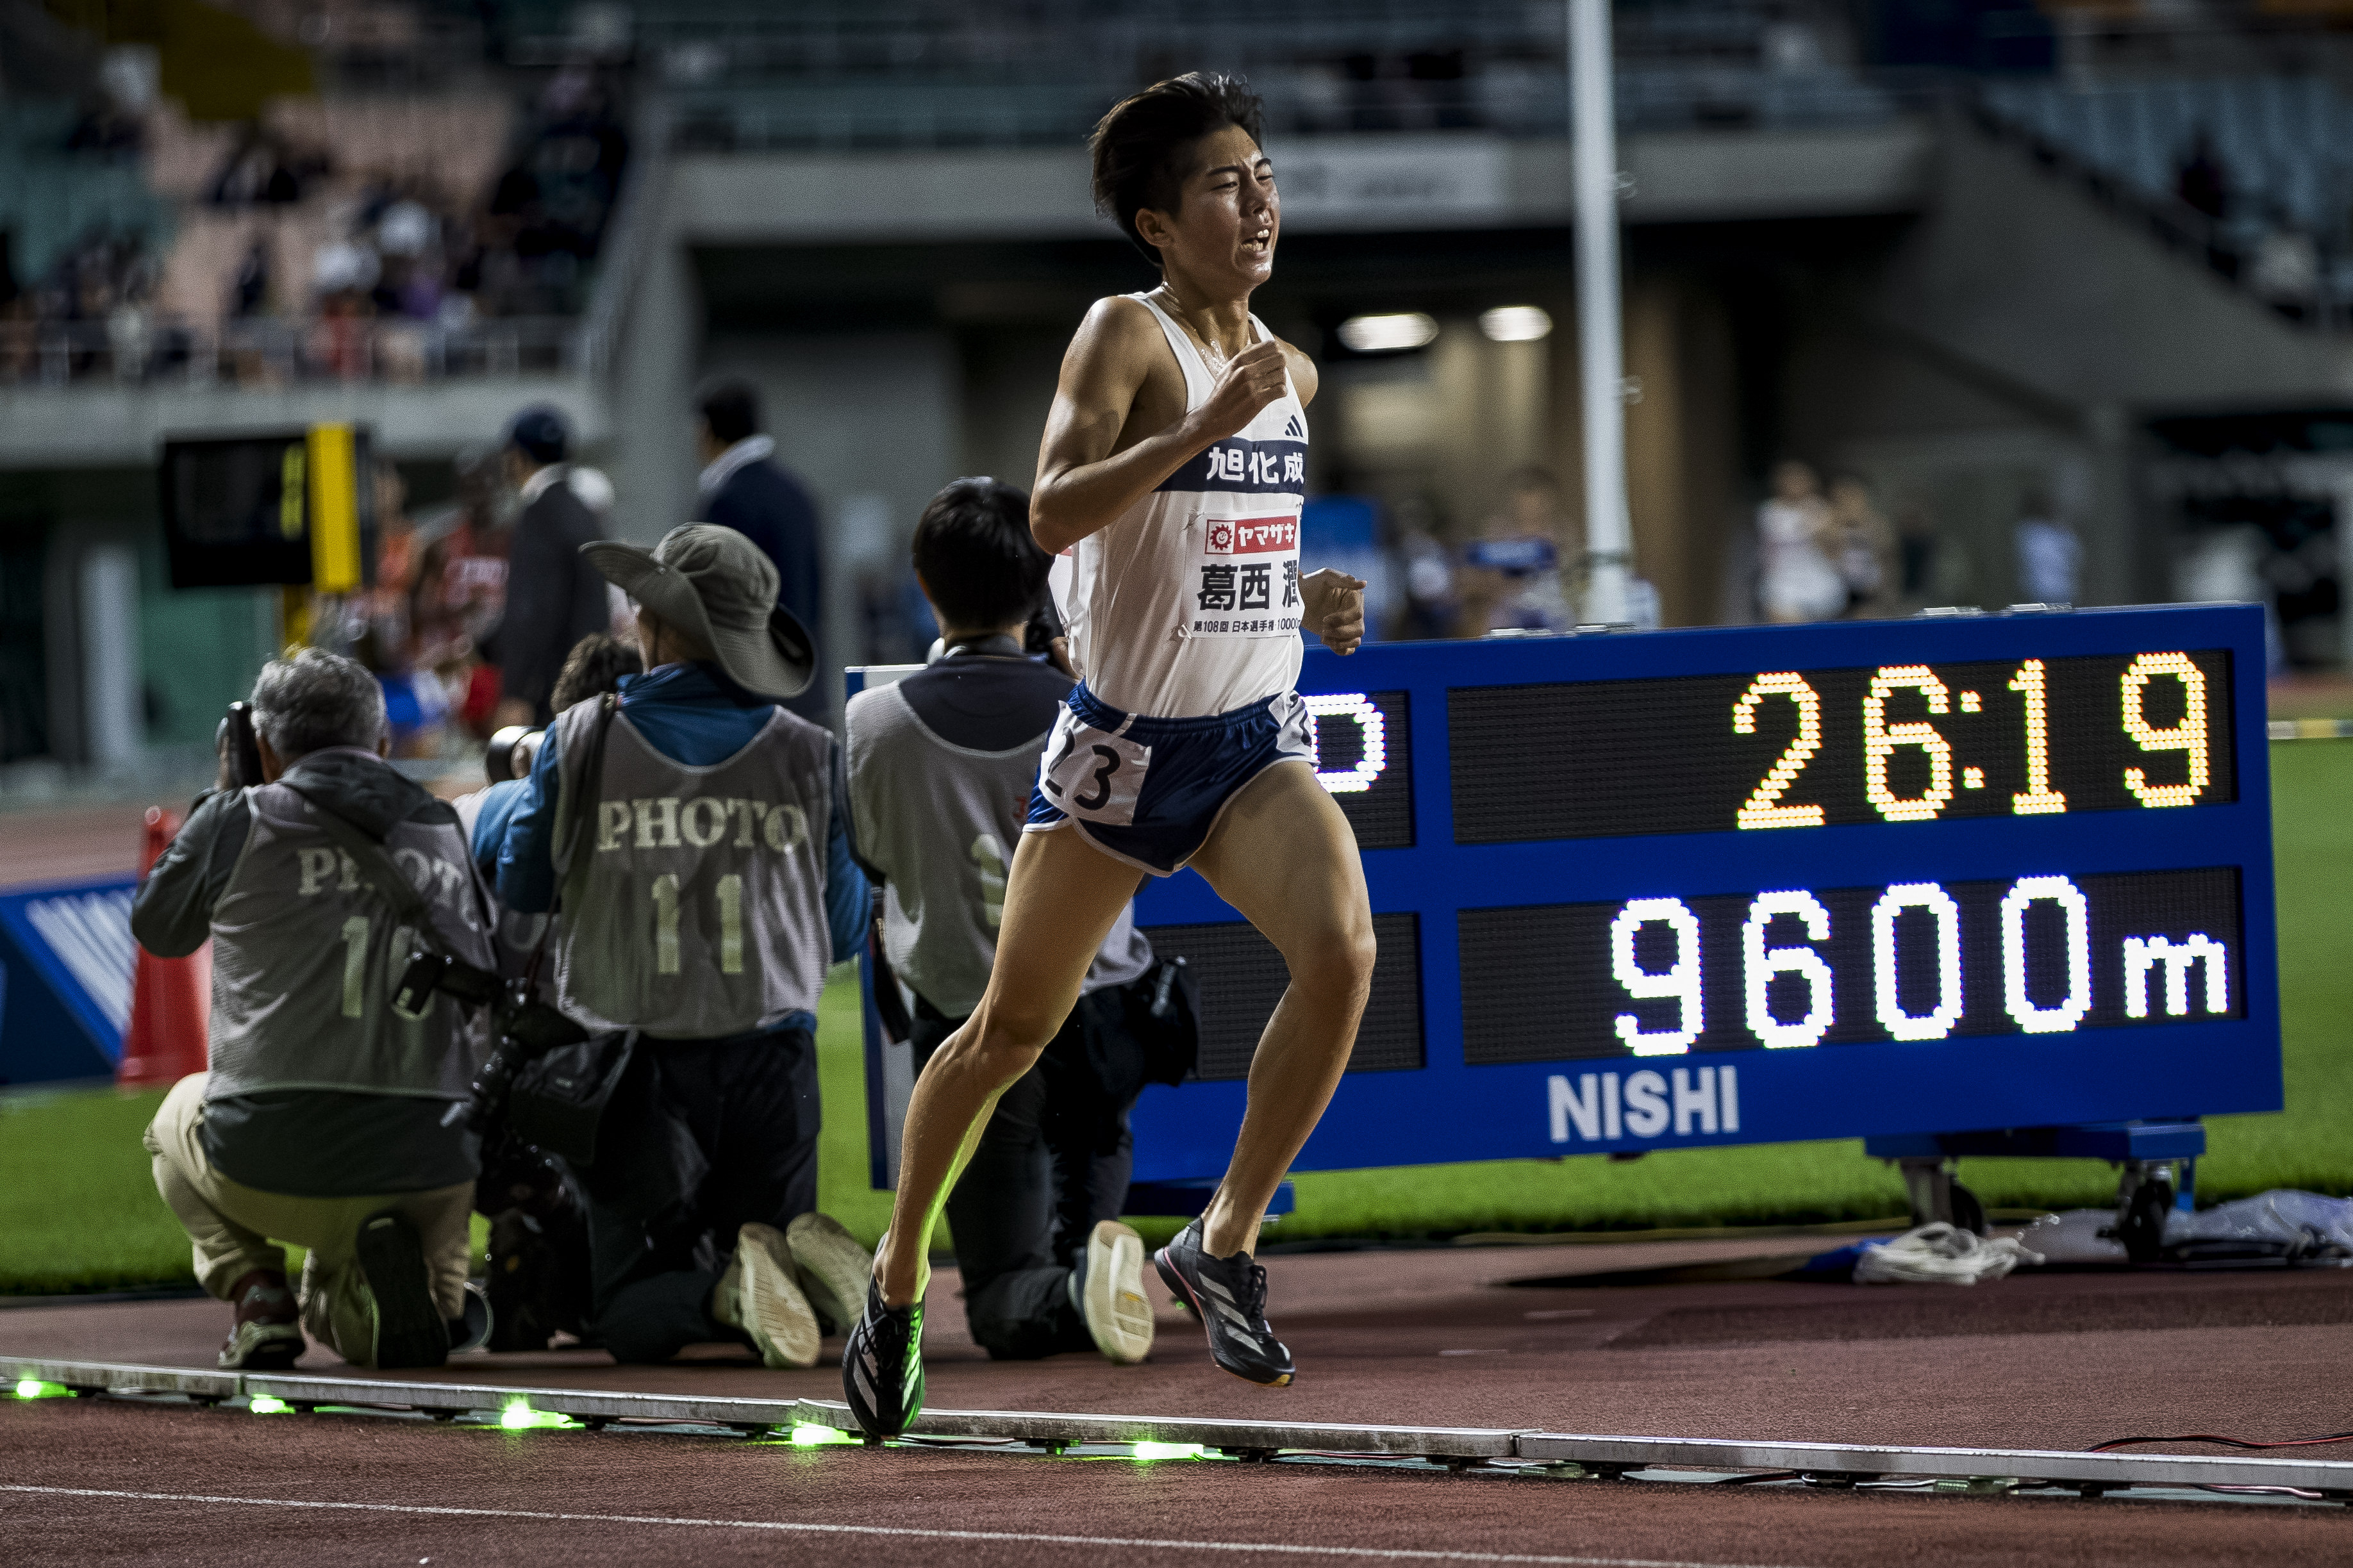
xmin=283 ymin=782 xmax=504 ymax=1011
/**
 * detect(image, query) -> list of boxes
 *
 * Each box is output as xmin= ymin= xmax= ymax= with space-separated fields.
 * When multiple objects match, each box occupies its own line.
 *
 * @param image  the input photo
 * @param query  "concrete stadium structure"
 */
xmin=7 ymin=9 xmax=2353 ymax=779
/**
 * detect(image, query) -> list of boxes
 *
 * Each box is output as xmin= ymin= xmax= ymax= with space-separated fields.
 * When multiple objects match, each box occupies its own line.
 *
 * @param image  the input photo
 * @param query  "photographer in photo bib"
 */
xmin=133 ymin=649 xmax=499 ymax=1371
xmin=494 ymin=524 xmax=874 ymax=1369
xmin=845 ymin=477 xmax=1192 ymax=1366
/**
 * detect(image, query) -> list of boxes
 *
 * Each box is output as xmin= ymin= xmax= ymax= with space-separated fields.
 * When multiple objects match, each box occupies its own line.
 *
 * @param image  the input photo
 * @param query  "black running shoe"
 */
xmin=355 ymin=1210 xmax=450 ymax=1371
xmin=1153 ymin=1219 xmax=1294 ymax=1386
xmin=841 ymin=1280 xmax=924 ymax=1438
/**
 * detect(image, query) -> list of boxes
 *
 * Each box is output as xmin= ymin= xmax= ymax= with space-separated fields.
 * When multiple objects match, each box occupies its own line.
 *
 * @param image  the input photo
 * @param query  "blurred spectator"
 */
xmin=66 ymin=90 xmax=147 ymax=160
xmin=563 ymin=465 xmax=635 ymax=641
xmin=1897 ymin=501 xmax=1941 ymax=604
xmin=1829 ymin=473 xmax=1897 ymax=617
xmin=410 ymin=450 xmax=513 ymax=737
xmin=1756 ymin=459 xmax=1845 ymax=623
xmin=1458 ymin=466 xmax=1576 ymax=635
xmin=7 ymin=227 xmax=163 ymax=379
xmin=2175 ymin=129 xmax=2228 ymax=222
xmin=2015 ymin=493 xmax=2081 ymax=605
xmin=2179 ymin=525 xmax=2286 ymax=673
xmin=466 ymin=68 xmax=629 ymax=318
xmin=694 ymin=379 xmax=826 ymax=721
xmin=2165 ymin=130 xmax=2221 ymax=223
xmin=490 ymin=404 xmax=608 ymax=729
xmin=229 ymin=238 xmax=272 ymax=318
xmin=567 ymin=465 xmax=617 ymax=518
xmin=310 ymin=222 xmax=383 ymax=379
xmin=11 ymin=58 xmax=636 ymax=389
xmin=209 ymin=124 xmax=323 ymax=207
xmin=356 ymin=459 xmax=450 ymax=757
xmin=71 ymin=45 xmax=158 ymax=158
xmin=1391 ymin=496 xmax=1457 ymax=640
xmin=2247 ymin=217 xmax=2320 ymax=317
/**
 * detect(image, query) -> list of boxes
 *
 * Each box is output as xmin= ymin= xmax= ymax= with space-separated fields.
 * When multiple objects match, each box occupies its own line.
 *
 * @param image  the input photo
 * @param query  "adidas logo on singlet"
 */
xmin=1283 ymin=415 xmax=1304 ymax=438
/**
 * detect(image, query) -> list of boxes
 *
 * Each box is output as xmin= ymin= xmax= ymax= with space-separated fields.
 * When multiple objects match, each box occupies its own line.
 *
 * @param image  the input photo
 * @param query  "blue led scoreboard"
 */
xmin=861 ymin=602 xmax=2278 ymax=1191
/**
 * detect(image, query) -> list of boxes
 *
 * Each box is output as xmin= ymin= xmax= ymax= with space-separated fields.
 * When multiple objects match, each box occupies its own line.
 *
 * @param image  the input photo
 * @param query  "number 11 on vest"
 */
xmin=651 ymin=873 xmax=746 ymax=975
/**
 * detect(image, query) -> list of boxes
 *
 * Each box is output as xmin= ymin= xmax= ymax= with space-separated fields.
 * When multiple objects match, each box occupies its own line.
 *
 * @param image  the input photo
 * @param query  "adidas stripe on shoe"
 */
xmin=842 ymin=1279 xmax=924 ymax=1438
xmin=1152 ymin=1219 xmax=1293 ymax=1387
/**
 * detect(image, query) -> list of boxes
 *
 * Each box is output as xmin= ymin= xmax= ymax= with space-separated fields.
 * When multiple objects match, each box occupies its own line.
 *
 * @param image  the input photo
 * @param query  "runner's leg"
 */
xmin=873 ymin=825 xmax=1142 ymax=1307
xmin=1186 ymin=760 xmax=1375 ymax=1259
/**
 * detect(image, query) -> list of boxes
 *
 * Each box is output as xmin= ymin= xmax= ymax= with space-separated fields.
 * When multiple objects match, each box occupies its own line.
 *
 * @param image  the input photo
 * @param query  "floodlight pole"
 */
xmin=1570 ymin=0 xmax=1632 ymax=624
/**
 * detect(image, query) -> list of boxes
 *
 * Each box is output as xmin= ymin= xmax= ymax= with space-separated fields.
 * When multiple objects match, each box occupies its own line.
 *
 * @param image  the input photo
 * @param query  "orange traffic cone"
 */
xmin=118 ymin=806 xmax=210 ymax=1089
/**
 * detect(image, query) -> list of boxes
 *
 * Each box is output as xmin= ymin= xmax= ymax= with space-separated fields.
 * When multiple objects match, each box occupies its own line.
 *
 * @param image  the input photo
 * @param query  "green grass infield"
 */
xmin=6 ymin=741 xmax=2346 ymax=1294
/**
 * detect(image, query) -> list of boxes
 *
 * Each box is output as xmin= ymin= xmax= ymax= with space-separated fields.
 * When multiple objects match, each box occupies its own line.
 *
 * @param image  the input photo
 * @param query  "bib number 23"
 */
xmin=1039 ymin=707 xmax=1150 ymax=826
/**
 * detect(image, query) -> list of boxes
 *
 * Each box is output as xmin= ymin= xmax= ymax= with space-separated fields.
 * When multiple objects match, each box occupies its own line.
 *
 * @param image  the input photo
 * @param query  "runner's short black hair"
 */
xmin=1090 ymin=72 xmax=1265 ymax=265
xmin=911 ymin=477 xmax=1051 ymax=631
xmin=697 ymin=379 xmax=763 ymax=447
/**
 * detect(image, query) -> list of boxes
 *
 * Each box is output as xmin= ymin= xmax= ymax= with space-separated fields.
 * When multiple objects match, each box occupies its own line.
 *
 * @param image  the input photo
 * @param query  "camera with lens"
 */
xmin=485 ymin=725 xmax=545 ymax=786
xmin=214 ymin=701 xmax=265 ymax=789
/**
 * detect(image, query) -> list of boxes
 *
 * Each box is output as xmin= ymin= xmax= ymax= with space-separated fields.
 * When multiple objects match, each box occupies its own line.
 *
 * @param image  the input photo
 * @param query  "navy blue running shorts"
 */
xmin=1024 ymin=683 xmax=1315 ymax=875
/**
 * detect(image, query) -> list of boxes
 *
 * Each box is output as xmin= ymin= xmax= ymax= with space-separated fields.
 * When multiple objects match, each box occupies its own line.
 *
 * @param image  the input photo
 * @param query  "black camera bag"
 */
xmin=505 ymin=1029 xmax=635 ymax=1166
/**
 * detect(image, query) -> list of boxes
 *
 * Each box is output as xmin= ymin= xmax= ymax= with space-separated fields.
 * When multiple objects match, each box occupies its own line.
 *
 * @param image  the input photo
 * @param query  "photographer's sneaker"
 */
xmin=1081 ymin=1221 xmax=1154 ymax=1366
xmin=356 ymin=1211 xmax=451 ymax=1371
xmin=217 ymin=1268 xmax=304 ymax=1371
xmin=1153 ymin=1220 xmax=1293 ymax=1386
xmin=785 ymin=1212 xmax=874 ymax=1336
xmin=842 ymin=1279 xmax=924 ymax=1438
xmin=447 ymin=1278 xmax=495 ymax=1355
xmin=711 ymin=1223 xmax=820 ymax=1369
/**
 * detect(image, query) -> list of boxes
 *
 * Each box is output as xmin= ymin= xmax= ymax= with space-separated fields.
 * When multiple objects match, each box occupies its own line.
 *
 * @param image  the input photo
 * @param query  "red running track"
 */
xmin=3 ymin=1241 xmax=2349 ymax=1564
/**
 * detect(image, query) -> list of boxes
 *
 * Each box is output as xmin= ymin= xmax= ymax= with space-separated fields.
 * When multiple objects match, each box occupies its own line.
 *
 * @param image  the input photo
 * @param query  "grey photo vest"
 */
xmin=550 ymin=699 xmax=834 ymax=1038
xmin=845 ymin=681 xmax=1152 ymax=1019
xmin=204 ymin=782 xmax=496 ymax=1102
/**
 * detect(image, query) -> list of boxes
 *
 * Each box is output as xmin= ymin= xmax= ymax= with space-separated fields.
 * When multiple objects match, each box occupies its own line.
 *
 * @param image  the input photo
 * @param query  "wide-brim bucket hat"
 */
xmin=581 ymin=524 xmax=814 ymax=700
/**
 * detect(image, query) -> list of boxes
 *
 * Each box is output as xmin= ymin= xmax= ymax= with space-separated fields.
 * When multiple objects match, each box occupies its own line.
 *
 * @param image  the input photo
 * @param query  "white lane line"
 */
xmin=0 ymin=1483 xmax=1808 ymax=1568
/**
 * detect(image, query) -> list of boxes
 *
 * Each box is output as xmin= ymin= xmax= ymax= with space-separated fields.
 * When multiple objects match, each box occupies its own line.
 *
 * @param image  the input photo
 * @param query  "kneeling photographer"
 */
xmin=133 ymin=649 xmax=497 ymax=1371
xmin=494 ymin=524 xmax=873 ymax=1369
xmin=845 ymin=478 xmax=1195 ymax=1366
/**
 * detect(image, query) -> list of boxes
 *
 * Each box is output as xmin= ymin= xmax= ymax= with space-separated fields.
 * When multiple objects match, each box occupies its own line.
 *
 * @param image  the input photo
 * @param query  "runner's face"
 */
xmin=1150 ymin=124 xmax=1277 ymax=294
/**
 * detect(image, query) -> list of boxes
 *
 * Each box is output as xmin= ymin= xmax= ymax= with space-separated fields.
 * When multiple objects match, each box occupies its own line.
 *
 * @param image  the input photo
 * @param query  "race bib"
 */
xmin=1038 ymin=706 xmax=1151 ymax=826
xmin=1190 ymin=513 xmax=1302 ymax=640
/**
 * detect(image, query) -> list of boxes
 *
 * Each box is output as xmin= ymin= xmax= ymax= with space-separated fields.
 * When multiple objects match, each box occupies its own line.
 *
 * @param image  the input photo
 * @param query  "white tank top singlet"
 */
xmin=1059 ymin=292 xmax=1310 ymax=719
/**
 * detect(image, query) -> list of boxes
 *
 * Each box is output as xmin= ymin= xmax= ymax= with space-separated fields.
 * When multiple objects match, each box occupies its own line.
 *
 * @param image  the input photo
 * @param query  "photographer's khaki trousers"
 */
xmin=144 ymin=1074 xmax=472 ymax=1367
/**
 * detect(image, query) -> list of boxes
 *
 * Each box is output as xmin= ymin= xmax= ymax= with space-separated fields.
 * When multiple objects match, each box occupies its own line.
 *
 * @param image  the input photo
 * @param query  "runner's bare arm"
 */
xmin=1032 ymin=297 xmax=1294 ymax=554
xmin=1281 ymin=341 xmax=1318 ymax=407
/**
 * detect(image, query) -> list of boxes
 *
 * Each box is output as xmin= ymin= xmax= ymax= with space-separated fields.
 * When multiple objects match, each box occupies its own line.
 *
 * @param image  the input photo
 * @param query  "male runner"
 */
xmin=847 ymin=72 xmax=1370 ymax=1435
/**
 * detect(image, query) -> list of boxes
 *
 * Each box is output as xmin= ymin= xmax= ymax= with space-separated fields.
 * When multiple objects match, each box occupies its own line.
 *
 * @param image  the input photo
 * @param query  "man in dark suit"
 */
xmin=490 ymin=405 xmax=609 ymax=729
xmin=694 ymin=381 xmax=826 ymax=720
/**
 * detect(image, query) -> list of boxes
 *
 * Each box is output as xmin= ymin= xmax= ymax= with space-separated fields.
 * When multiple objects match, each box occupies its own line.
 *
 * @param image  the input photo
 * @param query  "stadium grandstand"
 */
xmin=3 ymin=0 xmax=2352 ymax=786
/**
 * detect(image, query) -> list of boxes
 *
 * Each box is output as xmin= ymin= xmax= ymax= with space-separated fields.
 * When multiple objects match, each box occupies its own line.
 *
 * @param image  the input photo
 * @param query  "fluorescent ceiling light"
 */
xmin=1337 ymin=312 xmax=1438 ymax=353
xmin=1479 ymin=306 xmax=1552 ymax=342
